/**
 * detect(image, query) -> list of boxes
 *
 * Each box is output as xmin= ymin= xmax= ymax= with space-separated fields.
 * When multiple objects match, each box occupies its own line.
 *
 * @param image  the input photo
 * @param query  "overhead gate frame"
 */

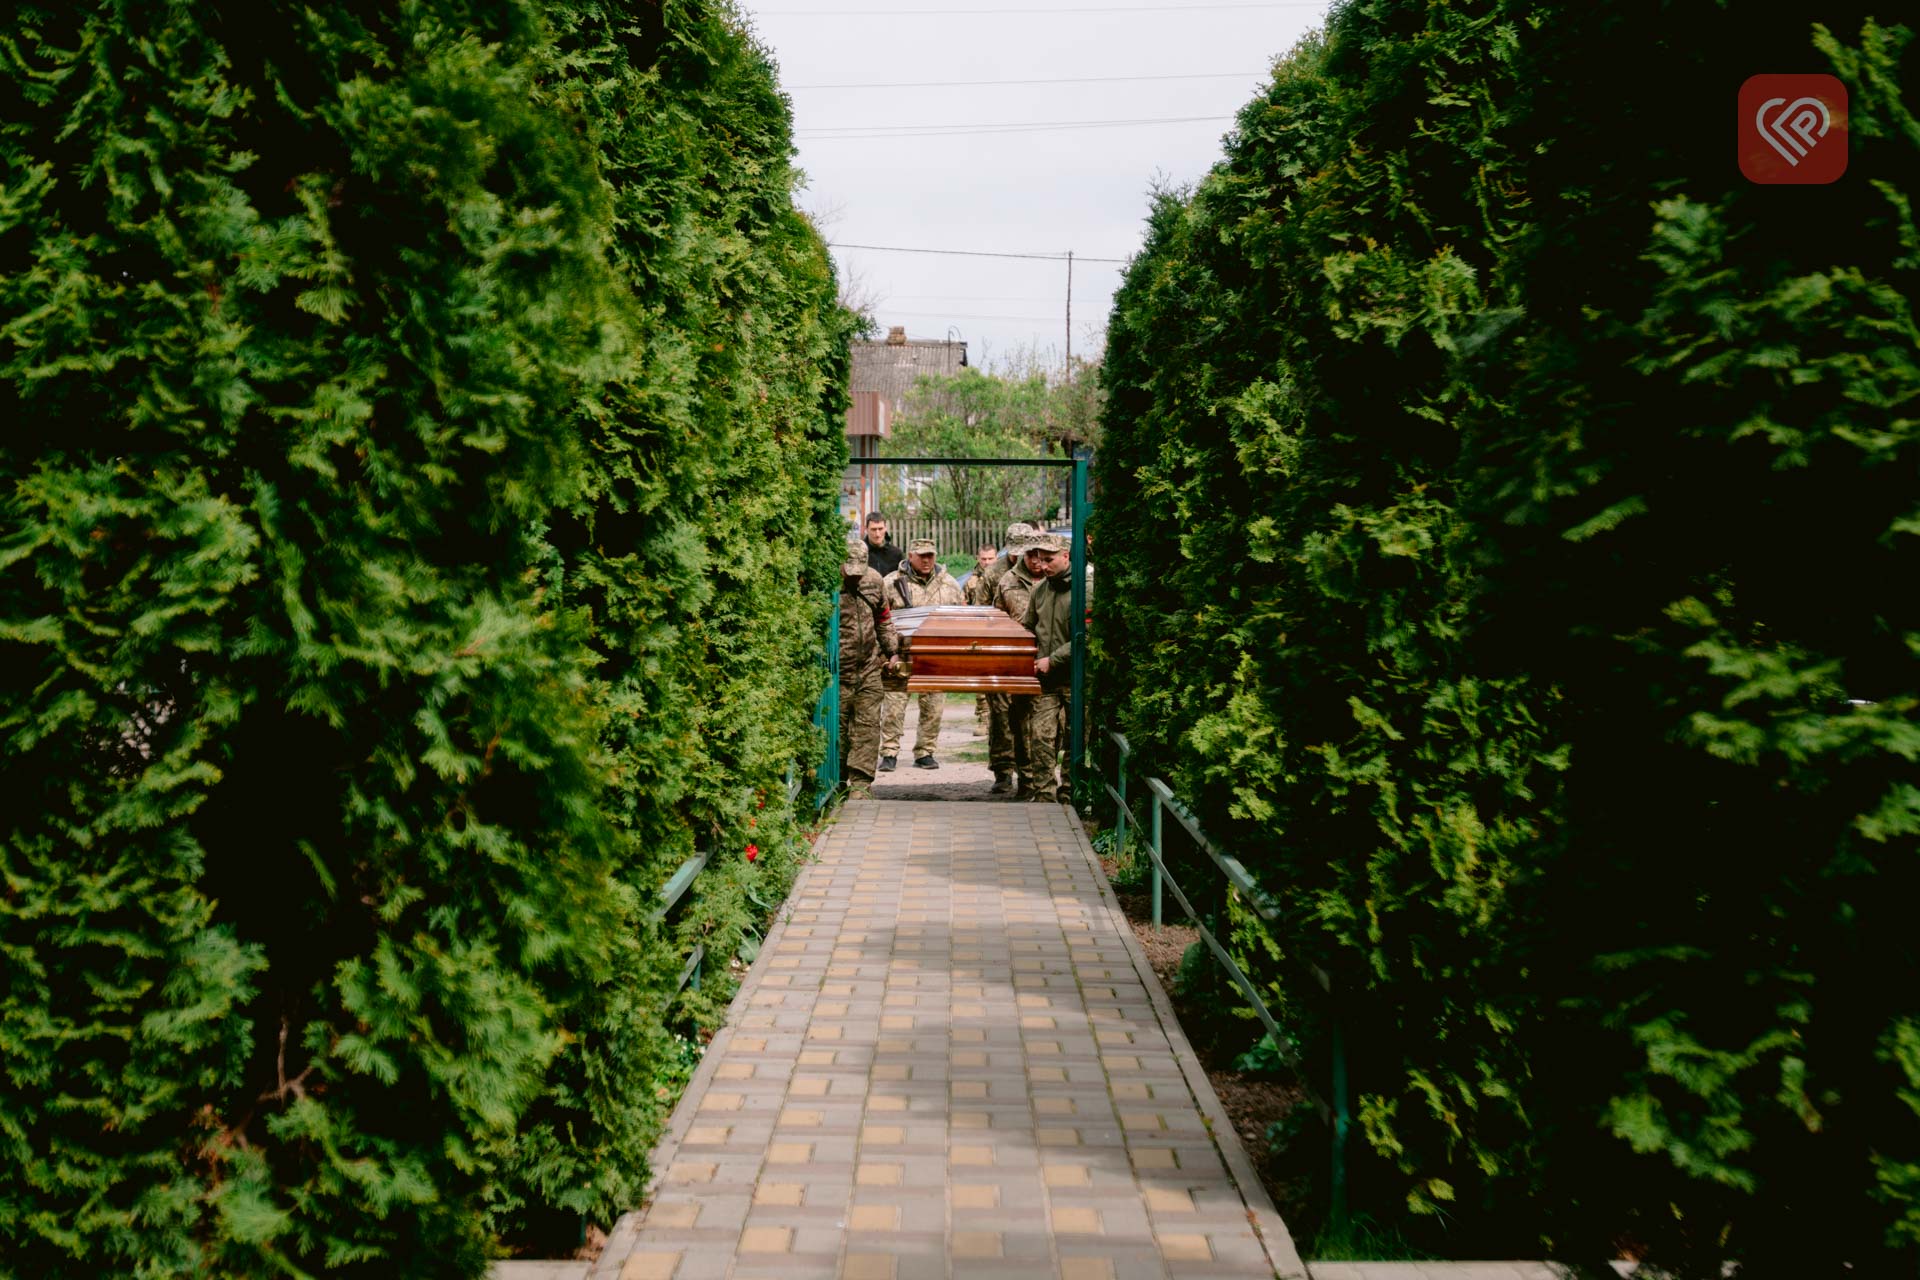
xmin=854 ymin=453 xmax=1092 ymax=791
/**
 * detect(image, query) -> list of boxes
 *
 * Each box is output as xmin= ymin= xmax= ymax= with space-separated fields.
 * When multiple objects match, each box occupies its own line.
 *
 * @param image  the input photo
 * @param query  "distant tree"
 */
xmin=993 ymin=346 xmax=1106 ymax=456
xmin=878 ymin=353 xmax=1105 ymax=522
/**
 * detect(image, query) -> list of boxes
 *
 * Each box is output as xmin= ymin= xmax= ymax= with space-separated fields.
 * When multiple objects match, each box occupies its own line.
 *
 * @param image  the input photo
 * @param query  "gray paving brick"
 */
xmin=585 ymin=798 xmax=1307 ymax=1280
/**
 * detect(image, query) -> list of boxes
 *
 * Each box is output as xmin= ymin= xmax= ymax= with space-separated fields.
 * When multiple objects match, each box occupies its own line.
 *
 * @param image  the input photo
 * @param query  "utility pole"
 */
xmin=1064 ymin=250 xmax=1074 ymax=381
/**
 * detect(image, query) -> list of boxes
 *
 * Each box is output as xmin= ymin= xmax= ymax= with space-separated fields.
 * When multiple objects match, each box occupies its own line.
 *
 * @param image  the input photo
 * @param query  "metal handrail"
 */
xmin=654 ymin=850 xmax=712 ymax=922
xmin=1101 ymin=729 xmax=1350 ymax=1227
xmin=651 ymin=844 xmax=713 ymax=994
xmin=1143 ymin=777 xmax=1281 ymax=922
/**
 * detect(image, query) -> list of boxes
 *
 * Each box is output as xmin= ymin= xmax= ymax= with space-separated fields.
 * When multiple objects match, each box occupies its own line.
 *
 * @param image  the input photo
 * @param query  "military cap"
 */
xmin=1004 ymin=520 xmax=1034 ymax=544
xmin=843 ymin=537 xmax=868 ymax=572
xmin=1027 ymin=532 xmax=1068 ymax=554
xmin=908 ymin=538 xmax=937 ymax=555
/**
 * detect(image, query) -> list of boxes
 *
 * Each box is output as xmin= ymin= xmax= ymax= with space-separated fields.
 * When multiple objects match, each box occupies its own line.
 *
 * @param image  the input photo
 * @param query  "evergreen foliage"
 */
xmin=1094 ymin=3 xmax=1920 ymax=1274
xmin=0 ymin=1 xmax=851 ymax=1275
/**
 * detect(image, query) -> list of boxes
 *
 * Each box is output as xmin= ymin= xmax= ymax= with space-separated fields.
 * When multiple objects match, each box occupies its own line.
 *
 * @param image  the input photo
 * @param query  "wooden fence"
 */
xmin=886 ymin=519 xmax=1008 ymax=556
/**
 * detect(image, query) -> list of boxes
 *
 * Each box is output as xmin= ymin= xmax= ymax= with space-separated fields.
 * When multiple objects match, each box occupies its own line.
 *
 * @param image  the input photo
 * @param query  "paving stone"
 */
xmin=616 ymin=1253 xmax=678 ymax=1280
xmin=590 ymin=799 xmax=1295 ymax=1280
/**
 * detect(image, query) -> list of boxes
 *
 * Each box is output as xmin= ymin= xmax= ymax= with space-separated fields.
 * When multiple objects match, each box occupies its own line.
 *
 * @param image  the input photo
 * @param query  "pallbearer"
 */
xmin=839 ymin=537 xmax=900 ymax=794
xmin=1020 ymin=532 xmax=1074 ymax=803
xmin=983 ymin=522 xmax=1034 ymax=792
xmin=992 ymin=529 xmax=1046 ymax=797
xmin=982 ymin=521 xmax=1031 ymax=596
xmin=879 ymin=538 xmax=964 ymax=770
xmin=962 ymin=542 xmax=999 ymax=735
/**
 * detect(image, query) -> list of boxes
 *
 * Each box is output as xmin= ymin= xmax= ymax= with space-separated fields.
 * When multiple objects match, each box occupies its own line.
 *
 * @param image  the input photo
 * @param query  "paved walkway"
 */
xmin=868 ymin=695 xmax=1000 ymax=802
xmin=592 ymin=798 xmax=1306 ymax=1280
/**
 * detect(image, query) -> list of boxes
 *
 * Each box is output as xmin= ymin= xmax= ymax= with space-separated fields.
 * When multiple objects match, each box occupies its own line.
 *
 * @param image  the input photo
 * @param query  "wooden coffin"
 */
xmin=888 ymin=605 xmax=1041 ymax=694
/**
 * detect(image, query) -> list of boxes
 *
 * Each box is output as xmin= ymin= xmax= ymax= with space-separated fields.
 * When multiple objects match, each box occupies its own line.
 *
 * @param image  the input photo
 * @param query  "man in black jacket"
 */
xmin=863 ymin=512 xmax=904 ymax=578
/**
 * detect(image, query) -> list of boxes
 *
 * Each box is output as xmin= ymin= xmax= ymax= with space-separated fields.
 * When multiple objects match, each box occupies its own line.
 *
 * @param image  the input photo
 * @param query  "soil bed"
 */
xmin=1098 ymin=855 xmax=1316 ymax=1237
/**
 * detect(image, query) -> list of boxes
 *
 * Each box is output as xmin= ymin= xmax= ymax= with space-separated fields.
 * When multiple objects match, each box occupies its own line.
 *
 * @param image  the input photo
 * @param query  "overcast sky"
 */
xmin=738 ymin=0 xmax=1332 ymax=372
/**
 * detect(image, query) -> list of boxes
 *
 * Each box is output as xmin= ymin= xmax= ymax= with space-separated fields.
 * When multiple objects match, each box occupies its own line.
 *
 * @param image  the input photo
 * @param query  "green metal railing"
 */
xmin=1099 ymin=729 xmax=1351 ymax=1227
xmin=651 ymin=843 xmax=712 ymax=992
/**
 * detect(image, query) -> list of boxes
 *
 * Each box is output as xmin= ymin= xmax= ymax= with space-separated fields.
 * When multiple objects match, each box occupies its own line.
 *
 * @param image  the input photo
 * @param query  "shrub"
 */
xmin=1094 ymin=3 xmax=1920 ymax=1273
xmin=0 ymin=1 xmax=849 ymax=1275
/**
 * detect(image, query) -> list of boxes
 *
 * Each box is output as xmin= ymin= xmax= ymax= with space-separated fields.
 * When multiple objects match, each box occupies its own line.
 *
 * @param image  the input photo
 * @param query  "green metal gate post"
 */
xmin=1150 ymin=790 xmax=1164 ymax=929
xmin=814 ymin=591 xmax=841 ymax=808
xmin=1069 ymin=448 xmax=1090 ymax=793
xmin=1331 ymin=1015 xmax=1350 ymax=1230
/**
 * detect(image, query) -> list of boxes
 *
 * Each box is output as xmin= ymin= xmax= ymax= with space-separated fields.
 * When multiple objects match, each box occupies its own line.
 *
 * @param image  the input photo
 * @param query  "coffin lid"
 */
xmin=890 ymin=604 xmax=1026 ymax=642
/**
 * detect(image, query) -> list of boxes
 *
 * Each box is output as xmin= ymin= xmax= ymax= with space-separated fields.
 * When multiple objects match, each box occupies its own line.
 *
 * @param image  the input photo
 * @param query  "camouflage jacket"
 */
xmin=883 ymin=561 xmax=964 ymax=610
xmin=994 ymin=560 xmax=1040 ymax=627
xmin=962 ymin=570 xmax=997 ymax=607
xmin=840 ymin=567 xmax=899 ymax=672
xmin=980 ymin=549 xmax=1019 ymax=595
xmin=1022 ymin=569 xmax=1074 ymax=688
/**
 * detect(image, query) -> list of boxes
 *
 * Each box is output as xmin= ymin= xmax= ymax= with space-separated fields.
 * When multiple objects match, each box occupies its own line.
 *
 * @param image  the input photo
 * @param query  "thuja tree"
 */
xmin=496 ymin=0 xmax=857 ymax=1245
xmin=0 ymin=1 xmax=848 ymax=1276
xmin=1095 ymin=1 xmax=1919 ymax=1273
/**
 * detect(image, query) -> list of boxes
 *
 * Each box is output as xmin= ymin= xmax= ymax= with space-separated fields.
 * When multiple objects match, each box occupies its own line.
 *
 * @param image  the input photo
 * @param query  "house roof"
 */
xmin=850 ymin=330 xmax=969 ymax=412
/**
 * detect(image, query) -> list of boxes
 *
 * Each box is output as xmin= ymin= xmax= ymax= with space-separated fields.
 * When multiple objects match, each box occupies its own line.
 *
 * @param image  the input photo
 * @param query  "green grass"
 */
xmin=1090 ymin=827 xmax=1152 ymax=889
xmin=1308 ymin=1213 xmax=1436 ymax=1263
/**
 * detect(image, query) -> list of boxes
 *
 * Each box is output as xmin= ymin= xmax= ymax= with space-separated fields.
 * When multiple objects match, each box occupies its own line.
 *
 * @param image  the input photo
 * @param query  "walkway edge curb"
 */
xmin=1064 ymin=804 xmax=1313 ymax=1280
xmin=588 ymin=800 xmax=851 ymax=1279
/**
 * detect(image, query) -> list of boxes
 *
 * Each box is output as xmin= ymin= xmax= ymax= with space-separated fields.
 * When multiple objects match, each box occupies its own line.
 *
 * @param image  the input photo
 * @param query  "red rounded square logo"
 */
xmin=1739 ymin=74 xmax=1848 ymax=184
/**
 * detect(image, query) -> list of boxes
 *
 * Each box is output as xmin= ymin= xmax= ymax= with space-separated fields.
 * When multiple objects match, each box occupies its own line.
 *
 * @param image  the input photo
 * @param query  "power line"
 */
xmin=803 ymin=122 xmax=1225 ymax=139
xmin=800 ymin=112 xmax=1228 ymax=134
xmin=789 ymin=70 xmax=1264 ymax=89
xmin=799 ymin=113 xmax=1233 ymax=140
xmin=827 ymin=242 xmax=1130 ymax=264
xmin=881 ymin=309 xmax=1078 ymax=322
xmin=758 ymin=1 xmax=1318 ymax=14
xmin=883 ymin=294 xmax=1066 ymax=302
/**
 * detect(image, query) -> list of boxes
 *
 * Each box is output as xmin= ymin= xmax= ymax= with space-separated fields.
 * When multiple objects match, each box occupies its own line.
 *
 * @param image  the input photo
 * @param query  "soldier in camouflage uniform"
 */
xmin=991 ymin=528 xmax=1045 ymax=796
xmin=962 ymin=543 xmax=999 ymax=735
xmin=981 ymin=521 xmax=1032 ymax=597
xmin=879 ymin=538 xmax=965 ymax=768
xmin=962 ymin=544 xmax=999 ymax=606
xmin=840 ymin=537 xmax=900 ymax=793
xmin=1020 ymin=532 xmax=1074 ymax=803
xmin=981 ymin=522 xmax=1034 ymax=792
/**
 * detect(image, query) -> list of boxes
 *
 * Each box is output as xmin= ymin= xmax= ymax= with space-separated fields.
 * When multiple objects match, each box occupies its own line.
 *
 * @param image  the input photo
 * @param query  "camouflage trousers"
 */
xmin=881 ymin=690 xmax=943 ymax=760
xmin=840 ymin=661 xmax=885 ymax=784
xmin=1023 ymin=688 xmax=1069 ymax=802
xmin=987 ymin=692 xmax=1030 ymax=779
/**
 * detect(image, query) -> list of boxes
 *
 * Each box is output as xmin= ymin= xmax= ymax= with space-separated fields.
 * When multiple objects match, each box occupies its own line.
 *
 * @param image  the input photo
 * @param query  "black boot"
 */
xmin=879 ymin=755 xmax=897 ymax=772
xmin=914 ymin=755 xmax=939 ymax=770
xmin=990 ymin=772 xmax=1011 ymax=795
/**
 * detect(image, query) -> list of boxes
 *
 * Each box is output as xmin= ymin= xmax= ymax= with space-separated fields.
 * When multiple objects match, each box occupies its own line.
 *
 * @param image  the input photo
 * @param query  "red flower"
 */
xmin=748 ymin=817 xmax=757 ymax=830
xmin=745 ymin=844 xmax=759 ymax=862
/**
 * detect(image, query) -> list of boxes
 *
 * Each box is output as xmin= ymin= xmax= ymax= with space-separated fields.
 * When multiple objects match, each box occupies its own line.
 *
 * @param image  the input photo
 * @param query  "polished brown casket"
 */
xmin=887 ymin=605 xmax=1041 ymax=694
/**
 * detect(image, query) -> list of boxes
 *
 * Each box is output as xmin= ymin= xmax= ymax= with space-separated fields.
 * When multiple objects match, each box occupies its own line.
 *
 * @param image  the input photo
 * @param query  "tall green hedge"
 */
xmin=0 ymin=1 xmax=852 ymax=1275
xmin=1096 ymin=2 xmax=1919 ymax=1274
